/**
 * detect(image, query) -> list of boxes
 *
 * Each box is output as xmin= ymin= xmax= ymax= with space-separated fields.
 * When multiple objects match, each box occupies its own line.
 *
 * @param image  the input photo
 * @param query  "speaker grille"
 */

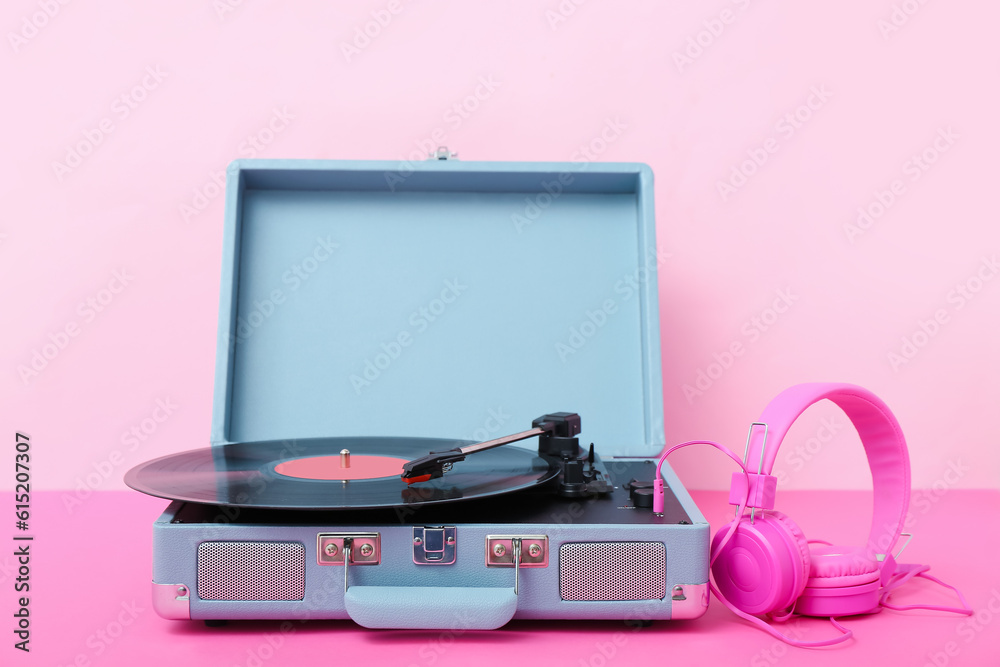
xmin=559 ymin=542 xmax=666 ymax=601
xmin=197 ymin=541 xmax=305 ymax=601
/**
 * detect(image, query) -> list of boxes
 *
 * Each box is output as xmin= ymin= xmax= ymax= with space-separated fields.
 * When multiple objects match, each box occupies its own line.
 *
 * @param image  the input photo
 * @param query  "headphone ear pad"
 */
xmin=711 ymin=510 xmax=811 ymax=615
xmin=807 ymin=544 xmax=881 ymax=588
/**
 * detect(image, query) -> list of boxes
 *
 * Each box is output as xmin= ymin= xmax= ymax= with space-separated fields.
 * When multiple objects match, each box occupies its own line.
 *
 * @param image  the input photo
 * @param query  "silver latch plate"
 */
xmin=317 ymin=533 xmax=380 ymax=565
xmin=485 ymin=535 xmax=548 ymax=567
xmin=413 ymin=526 xmax=457 ymax=565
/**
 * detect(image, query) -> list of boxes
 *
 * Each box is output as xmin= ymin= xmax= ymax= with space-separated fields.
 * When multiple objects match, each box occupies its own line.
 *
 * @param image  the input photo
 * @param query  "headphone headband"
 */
xmin=748 ymin=383 xmax=911 ymax=559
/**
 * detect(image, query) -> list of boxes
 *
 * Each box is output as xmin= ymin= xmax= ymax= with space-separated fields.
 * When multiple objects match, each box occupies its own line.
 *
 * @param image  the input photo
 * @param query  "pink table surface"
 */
xmin=6 ymin=489 xmax=999 ymax=666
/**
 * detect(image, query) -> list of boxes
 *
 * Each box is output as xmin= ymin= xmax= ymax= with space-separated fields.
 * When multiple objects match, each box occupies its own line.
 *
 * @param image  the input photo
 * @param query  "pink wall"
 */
xmin=2 ymin=0 xmax=997 ymax=493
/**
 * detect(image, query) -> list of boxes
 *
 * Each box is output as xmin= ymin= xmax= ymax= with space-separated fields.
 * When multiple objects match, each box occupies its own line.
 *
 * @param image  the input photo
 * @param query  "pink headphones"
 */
xmin=710 ymin=382 xmax=909 ymax=619
xmin=655 ymin=382 xmax=971 ymax=646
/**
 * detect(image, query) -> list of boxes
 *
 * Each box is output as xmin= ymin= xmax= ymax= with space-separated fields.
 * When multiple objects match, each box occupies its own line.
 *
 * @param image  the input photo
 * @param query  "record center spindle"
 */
xmin=340 ymin=449 xmax=350 ymax=469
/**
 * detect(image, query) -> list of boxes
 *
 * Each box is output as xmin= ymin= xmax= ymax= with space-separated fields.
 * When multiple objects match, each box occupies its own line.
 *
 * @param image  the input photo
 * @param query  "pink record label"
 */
xmin=273 ymin=455 xmax=408 ymax=481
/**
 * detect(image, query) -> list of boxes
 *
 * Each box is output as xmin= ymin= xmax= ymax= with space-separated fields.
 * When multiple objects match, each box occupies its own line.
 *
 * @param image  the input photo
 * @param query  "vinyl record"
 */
xmin=124 ymin=437 xmax=558 ymax=510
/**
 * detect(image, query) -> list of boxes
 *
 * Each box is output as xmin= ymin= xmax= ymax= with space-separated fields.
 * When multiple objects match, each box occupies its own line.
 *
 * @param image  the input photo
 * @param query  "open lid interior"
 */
xmin=211 ymin=158 xmax=664 ymax=457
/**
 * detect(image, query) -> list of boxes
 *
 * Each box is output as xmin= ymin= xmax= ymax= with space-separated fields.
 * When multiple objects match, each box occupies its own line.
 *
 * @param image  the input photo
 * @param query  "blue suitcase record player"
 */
xmin=124 ymin=151 xmax=710 ymax=629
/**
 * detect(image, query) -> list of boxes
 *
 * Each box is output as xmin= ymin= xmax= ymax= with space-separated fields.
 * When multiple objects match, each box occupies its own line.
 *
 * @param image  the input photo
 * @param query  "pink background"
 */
xmin=3 ymin=3 xmax=1000 ymax=664
xmin=2 ymin=2 xmax=998 ymax=491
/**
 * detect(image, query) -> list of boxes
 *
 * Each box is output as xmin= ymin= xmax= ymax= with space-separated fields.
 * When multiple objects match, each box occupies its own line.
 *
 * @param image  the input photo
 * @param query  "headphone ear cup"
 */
xmin=711 ymin=510 xmax=811 ymax=615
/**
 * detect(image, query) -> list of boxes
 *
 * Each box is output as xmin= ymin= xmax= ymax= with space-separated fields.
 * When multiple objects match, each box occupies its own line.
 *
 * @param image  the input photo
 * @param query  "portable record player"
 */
xmin=125 ymin=153 xmax=710 ymax=628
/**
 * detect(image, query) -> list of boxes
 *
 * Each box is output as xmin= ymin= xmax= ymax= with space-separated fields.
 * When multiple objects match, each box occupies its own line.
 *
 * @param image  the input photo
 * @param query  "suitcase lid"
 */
xmin=211 ymin=156 xmax=665 ymax=457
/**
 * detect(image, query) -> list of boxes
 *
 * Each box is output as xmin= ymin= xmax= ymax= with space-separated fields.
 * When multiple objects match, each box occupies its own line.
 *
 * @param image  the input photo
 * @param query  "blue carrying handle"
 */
xmin=344 ymin=586 xmax=518 ymax=630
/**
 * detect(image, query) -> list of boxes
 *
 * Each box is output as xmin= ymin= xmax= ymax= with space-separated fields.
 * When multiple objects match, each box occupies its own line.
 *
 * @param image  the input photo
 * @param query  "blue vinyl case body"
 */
xmin=148 ymin=156 xmax=710 ymax=628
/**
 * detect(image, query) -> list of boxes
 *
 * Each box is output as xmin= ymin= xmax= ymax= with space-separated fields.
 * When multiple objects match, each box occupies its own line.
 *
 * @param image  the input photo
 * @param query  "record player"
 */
xmin=125 ymin=153 xmax=710 ymax=629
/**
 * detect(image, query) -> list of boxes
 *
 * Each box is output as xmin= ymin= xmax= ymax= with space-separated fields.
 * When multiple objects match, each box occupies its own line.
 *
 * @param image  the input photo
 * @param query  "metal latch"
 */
xmin=413 ymin=526 xmax=457 ymax=565
xmin=429 ymin=146 xmax=456 ymax=160
xmin=316 ymin=533 xmax=380 ymax=566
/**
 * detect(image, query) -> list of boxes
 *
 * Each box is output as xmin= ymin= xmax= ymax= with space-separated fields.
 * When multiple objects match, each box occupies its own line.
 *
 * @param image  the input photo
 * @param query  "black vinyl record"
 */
xmin=124 ymin=437 xmax=558 ymax=510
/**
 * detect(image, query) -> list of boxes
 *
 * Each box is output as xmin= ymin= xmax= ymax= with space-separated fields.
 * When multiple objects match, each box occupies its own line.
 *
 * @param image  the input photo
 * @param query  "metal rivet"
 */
xmin=493 ymin=544 xmax=506 ymax=557
xmin=359 ymin=543 xmax=374 ymax=557
xmin=413 ymin=537 xmax=423 ymax=545
xmin=528 ymin=544 xmax=541 ymax=557
xmin=324 ymin=543 xmax=339 ymax=556
xmin=446 ymin=536 xmax=455 ymax=545
xmin=177 ymin=586 xmax=187 ymax=597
